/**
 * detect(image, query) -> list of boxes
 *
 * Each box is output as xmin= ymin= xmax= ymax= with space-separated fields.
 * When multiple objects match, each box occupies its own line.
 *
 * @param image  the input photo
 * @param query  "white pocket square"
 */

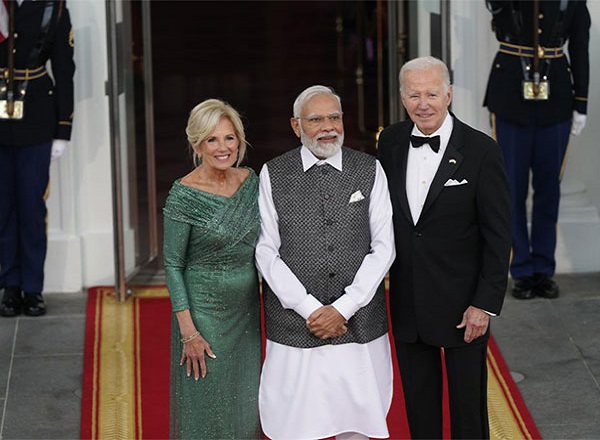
xmin=444 ymin=178 xmax=468 ymax=187
xmin=349 ymin=190 xmax=365 ymax=203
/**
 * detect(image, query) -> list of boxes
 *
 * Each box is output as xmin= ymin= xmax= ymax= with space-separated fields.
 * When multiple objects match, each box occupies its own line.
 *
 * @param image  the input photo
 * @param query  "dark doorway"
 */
xmin=147 ymin=0 xmax=394 ymax=274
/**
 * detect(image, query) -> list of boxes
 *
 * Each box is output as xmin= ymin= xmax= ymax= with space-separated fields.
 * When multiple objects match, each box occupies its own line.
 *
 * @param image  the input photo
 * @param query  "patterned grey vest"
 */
xmin=264 ymin=146 xmax=388 ymax=348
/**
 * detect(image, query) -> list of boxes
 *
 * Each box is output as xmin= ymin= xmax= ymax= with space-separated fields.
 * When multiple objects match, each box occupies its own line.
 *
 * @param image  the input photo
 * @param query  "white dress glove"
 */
xmin=51 ymin=139 xmax=68 ymax=160
xmin=571 ymin=111 xmax=586 ymax=136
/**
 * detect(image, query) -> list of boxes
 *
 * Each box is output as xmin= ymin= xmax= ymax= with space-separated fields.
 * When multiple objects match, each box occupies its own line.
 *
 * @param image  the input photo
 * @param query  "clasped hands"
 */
xmin=306 ymin=305 xmax=348 ymax=339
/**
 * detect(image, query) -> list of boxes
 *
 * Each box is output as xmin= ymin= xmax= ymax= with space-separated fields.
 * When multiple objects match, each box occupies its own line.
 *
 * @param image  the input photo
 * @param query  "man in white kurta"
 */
xmin=256 ymin=85 xmax=395 ymax=440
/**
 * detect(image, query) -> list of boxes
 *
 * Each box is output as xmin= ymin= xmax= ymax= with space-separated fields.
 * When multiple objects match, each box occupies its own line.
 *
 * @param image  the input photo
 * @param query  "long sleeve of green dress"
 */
xmin=163 ymin=217 xmax=191 ymax=312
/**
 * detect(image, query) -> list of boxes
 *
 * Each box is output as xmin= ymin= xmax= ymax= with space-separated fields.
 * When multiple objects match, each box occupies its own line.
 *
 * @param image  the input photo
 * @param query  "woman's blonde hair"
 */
xmin=185 ymin=99 xmax=247 ymax=167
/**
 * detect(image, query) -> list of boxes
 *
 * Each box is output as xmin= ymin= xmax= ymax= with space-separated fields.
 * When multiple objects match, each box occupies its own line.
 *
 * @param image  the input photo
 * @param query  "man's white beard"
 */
xmin=301 ymin=129 xmax=344 ymax=159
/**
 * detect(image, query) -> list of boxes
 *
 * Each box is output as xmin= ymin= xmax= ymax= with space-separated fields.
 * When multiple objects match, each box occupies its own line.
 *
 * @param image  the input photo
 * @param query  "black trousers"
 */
xmin=395 ymin=338 xmax=489 ymax=439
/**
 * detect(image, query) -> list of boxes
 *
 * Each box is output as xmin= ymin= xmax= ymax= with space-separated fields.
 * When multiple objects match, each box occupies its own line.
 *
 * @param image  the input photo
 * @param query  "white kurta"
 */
xmin=256 ymin=146 xmax=396 ymax=440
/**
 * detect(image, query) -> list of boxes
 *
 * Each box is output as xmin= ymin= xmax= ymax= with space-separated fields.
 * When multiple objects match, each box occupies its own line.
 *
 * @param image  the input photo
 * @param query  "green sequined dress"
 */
xmin=163 ymin=169 xmax=261 ymax=440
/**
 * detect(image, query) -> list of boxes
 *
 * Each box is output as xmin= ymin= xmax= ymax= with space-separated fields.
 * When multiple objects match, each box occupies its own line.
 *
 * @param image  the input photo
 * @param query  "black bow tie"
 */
xmin=410 ymin=135 xmax=441 ymax=153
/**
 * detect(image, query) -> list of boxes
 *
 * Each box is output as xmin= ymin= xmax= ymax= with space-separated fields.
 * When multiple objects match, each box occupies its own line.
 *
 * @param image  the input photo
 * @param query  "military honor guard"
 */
xmin=0 ymin=0 xmax=75 ymax=317
xmin=484 ymin=0 xmax=590 ymax=299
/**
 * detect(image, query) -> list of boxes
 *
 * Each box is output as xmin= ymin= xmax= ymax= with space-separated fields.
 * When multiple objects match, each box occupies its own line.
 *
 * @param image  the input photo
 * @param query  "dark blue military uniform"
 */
xmin=483 ymin=0 xmax=590 ymax=298
xmin=0 ymin=0 xmax=74 ymax=316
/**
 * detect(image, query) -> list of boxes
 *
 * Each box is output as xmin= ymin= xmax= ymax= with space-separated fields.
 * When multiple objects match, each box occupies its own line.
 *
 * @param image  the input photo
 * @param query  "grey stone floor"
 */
xmin=0 ymin=291 xmax=87 ymax=440
xmin=1 ymin=273 xmax=599 ymax=439
xmin=492 ymin=272 xmax=600 ymax=439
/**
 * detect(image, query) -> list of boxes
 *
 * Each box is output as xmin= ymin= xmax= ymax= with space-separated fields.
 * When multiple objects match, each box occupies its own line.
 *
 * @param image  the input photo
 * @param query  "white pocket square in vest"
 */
xmin=349 ymin=190 xmax=365 ymax=203
xmin=444 ymin=178 xmax=468 ymax=187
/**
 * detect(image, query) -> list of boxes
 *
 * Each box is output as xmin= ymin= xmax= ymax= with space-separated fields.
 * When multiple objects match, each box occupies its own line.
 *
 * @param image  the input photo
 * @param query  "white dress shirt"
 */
xmin=255 ymin=146 xmax=396 ymax=439
xmin=406 ymin=112 xmax=454 ymax=224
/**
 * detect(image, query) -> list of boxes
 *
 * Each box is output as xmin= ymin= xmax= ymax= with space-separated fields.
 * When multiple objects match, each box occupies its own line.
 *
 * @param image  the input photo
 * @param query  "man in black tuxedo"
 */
xmin=378 ymin=56 xmax=511 ymax=439
xmin=484 ymin=0 xmax=590 ymax=299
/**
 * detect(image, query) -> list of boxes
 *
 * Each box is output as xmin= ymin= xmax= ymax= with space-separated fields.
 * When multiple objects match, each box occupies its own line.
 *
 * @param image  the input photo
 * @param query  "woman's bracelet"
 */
xmin=180 ymin=331 xmax=200 ymax=344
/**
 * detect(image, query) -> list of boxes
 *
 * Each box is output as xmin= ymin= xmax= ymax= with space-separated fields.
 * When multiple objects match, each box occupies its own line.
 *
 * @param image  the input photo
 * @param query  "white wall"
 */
xmin=449 ymin=1 xmax=497 ymax=134
xmin=45 ymin=0 xmax=115 ymax=292
xmin=557 ymin=0 xmax=600 ymax=272
xmin=566 ymin=0 xmax=600 ymax=211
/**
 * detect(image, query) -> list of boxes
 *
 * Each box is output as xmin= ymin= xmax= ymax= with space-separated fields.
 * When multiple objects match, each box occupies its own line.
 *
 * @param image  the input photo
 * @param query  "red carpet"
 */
xmin=80 ymin=286 xmax=171 ymax=440
xmin=81 ymin=286 xmax=541 ymax=439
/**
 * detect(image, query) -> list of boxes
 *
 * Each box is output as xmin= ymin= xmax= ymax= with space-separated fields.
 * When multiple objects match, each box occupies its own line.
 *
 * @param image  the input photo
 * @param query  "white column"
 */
xmin=44 ymin=0 xmax=116 ymax=293
xmin=555 ymin=179 xmax=600 ymax=273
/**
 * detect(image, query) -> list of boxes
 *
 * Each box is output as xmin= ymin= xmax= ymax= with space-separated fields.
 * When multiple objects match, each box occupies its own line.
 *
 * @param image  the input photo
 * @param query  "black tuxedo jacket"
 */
xmin=378 ymin=116 xmax=511 ymax=348
xmin=0 ymin=0 xmax=75 ymax=145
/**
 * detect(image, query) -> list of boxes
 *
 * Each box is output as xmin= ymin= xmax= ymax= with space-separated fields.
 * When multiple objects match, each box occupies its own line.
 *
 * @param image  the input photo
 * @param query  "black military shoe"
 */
xmin=534 ymin=274 xmax=559 ymax=299
xmin=0 ymin=287 xmax=23 ymax=317
xmin=23 ymin=294 xmax=47 ymax=317
xmin=511 ymin=277 xmax=536 ymax=300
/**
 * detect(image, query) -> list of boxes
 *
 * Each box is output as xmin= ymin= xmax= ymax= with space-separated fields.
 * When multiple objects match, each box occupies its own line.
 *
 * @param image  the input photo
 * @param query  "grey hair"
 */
xmin=185 ymin=98 xmax=247 ymax=167
xmin=399 ymin=56 xmax=451 ymax=95
xmin=293 ymin=85 xmax=342 ymax=117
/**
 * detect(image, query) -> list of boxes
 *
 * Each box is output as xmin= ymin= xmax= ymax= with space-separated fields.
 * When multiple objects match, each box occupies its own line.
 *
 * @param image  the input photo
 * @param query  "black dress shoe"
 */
xmin=534 ymin=274 xmax=559 ymax=299
xmin=0 ymin=287 xmax=23 ymax=317
xmin=23 ymin=293 xmax=47 ymax=317
xmin=511 ymin=277 xmax=536 ymax=299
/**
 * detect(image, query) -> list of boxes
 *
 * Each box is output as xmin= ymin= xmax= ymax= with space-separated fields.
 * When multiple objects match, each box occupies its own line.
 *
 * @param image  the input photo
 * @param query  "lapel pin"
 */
xmin=449 ymin=158 xmax=457 ymax=164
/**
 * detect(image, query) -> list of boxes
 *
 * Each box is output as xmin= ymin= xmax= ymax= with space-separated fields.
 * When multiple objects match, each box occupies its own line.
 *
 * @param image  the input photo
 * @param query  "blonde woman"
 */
xmin=163 ymin=99 xmax=261 ymax=439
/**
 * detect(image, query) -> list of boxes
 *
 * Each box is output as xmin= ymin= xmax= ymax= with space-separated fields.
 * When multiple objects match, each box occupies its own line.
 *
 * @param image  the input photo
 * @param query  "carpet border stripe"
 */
xmin=488 ymin=336 xmax=542 ymax=439
xmin=489 ymin=348 xmax=531 ymax=438
xmin=92 ymin=287 xmax=102 ymax=439
xmin=134 ymin=296 xmax=143 ymax=439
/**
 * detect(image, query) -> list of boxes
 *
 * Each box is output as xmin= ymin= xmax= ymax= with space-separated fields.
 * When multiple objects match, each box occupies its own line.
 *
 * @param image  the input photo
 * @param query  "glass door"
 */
xmin=106 ymin=0 xmax=157 ymax=301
